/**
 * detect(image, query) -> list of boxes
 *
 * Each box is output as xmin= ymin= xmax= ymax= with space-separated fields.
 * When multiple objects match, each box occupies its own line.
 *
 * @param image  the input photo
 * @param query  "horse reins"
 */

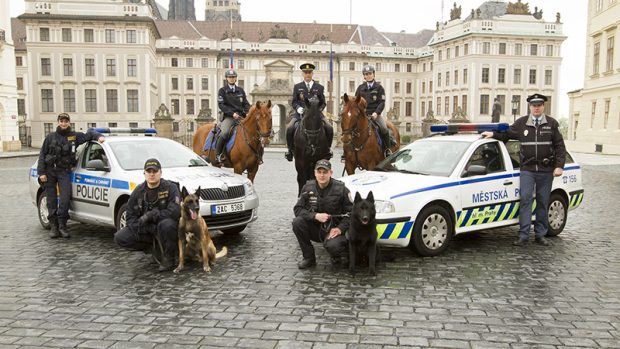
xmin=341 ymin=103 xmax=373 ymax=171
xmin=239 ymin=107 xmax=272 ymax=165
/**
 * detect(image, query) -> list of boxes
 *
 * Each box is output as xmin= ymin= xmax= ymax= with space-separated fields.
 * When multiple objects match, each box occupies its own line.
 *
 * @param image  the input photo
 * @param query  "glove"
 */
xmin=139 ymin=210 xmax=159 ymax=225
xmin=297 ymin=107 xmax=304 ymax=115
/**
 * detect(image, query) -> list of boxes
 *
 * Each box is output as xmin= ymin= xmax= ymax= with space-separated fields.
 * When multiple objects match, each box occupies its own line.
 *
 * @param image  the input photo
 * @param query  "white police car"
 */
xmin=340 ymin=123 xmax=584 ymax=256
xmin=29 ymin=128 xmax=259 ymax=234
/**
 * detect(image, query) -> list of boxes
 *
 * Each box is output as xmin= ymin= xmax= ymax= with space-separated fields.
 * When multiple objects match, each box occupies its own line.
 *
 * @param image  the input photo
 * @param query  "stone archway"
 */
xmin=250 ymin=59 xmax=295 ymax=145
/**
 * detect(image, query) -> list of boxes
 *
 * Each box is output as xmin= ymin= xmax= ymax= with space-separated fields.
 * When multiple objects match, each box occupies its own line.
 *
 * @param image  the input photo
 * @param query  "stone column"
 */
xmin=153 ymin=103 xmax=173 ymax=139
xmin=421 ymin=110 xmax=437 ymax=137
xmin=195 ymin=108 xmax=215 ymax=129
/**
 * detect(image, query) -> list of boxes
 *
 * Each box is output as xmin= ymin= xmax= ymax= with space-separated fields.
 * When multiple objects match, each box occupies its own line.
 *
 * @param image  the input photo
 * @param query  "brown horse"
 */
xmin=340 ymin=93 xmax=400 ymax=175
xmin=192 ymin=100 xmax=272 ymax=182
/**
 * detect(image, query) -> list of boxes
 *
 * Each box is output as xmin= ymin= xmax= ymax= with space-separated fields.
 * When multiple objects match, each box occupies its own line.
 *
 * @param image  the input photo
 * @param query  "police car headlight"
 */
xmin=243 ymin=180 xmax=254 ymax=196
xmin=374 ymin=200 xmax=395 ymax=213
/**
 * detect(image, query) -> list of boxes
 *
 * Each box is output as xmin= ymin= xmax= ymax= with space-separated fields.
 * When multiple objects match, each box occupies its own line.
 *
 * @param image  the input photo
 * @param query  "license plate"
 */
xmin=211 ymin=202 xmax=245 ymax=215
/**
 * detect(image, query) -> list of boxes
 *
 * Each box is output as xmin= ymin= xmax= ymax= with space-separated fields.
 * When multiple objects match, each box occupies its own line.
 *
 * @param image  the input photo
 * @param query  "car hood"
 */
xmin=339 ymin=171 xmax=452 ymax=200
xmin=126 ymin=166 xmax=248 ymax=193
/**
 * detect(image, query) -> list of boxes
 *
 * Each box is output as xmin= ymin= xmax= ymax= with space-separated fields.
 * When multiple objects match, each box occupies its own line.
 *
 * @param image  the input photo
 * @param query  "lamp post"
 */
xmin=511 ymin=96 xmax=520 ymax=123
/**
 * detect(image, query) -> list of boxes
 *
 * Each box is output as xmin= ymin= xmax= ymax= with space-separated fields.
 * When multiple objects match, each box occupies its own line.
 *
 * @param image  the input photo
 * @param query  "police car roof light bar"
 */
xmin=430 ymin=123 xmax=509 ymax=134
xmin=91 ymin=127 xmax=158 ymax=136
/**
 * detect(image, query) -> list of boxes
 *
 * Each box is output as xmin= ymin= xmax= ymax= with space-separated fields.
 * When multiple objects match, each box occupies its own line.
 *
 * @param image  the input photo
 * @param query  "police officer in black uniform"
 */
xmin=37 ymin=113 xmax=105 ymax=239
xmin=482 ymin=93 xmax=566 ymax=247
xmin=292 ymin=159 xmax=352 ymax=269
xmin=285 ymin=63 xmax=334 ymax=161
xmin=114 ymin=158 xmax=181 ymax=272
xmin=355 ymin=65 xmax=394 ymax=158
xmin=215 ymin=69 xmax=251 ymax=164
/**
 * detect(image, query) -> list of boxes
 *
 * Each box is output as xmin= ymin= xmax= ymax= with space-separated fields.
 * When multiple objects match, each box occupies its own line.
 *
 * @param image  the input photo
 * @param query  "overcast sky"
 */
xmin=9 ymin=0 xmax=588 ymax=118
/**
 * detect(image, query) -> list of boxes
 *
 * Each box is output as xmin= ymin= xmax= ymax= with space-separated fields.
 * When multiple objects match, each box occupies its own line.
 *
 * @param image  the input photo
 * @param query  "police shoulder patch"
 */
xmin=218 ymin=95 xmax=224 ymax=102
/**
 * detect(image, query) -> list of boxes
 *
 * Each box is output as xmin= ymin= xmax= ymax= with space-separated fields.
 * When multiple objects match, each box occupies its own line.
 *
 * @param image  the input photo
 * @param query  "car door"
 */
xmin=457 ymin=141 xmax=519 ymax=232
xmin=71 ymin=142 xmax=113 ymax=223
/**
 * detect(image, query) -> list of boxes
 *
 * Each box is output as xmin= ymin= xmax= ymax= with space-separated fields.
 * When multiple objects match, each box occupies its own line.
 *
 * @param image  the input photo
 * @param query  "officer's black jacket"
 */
xmin=355 ymin=81 xmax=385 ymax=116
xmin=37 ymin=128 xmax=103 ymax=175
xmin=291 ymin=81 xmax=326 ymax=117
xmin=294 ymin=178 xmax=352 ymax=233
xmin=217 ymin=85 xmax=251 ymax=119
xmin=493 ymin=114 xmax=566 ymax=172
xmin=126 ymin=179 xmax=181 ymax=234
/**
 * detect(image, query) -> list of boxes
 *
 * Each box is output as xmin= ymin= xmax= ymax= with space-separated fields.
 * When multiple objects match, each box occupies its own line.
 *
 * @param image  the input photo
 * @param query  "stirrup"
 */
xmin=384 ymin=148 xmax=392 ymax=157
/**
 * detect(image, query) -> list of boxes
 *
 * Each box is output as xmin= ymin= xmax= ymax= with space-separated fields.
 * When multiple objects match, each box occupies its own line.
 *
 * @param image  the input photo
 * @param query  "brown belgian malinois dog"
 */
xmin=174 ymin=187 xmax=227 ymax=273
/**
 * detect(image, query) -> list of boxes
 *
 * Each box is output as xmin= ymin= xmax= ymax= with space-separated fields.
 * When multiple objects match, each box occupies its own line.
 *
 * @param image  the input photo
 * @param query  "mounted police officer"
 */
xmin=114 ymin=158 xmax=181 ymax=272
xmin=37 ymin=113 xmax=105 ymax=239
xmin=285 ymin=63 xmax=334 ymax=162
xmin=482 ymin=93 xmax=566 ymax=247
xmin=292 ymin=159 xmax=352 ymax=269
xmin=354 ymin=65 xmax=394 ymax=158
xmin=215 ymin=69 xmax=251 ymax=165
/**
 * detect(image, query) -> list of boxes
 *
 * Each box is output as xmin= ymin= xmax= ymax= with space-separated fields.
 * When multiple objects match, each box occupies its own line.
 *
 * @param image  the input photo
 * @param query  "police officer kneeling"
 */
xmin=292 ymin=159 xmax=352 ymax=269
xmin=114 ymin=159 xmax=181 ymax=272
xmin=37 ymin=113 xmax=105 ymax=239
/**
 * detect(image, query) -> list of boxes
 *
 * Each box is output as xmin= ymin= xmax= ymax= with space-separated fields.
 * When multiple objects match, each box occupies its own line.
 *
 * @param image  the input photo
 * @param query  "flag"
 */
xmin=329 ymin=46 xmax=333 ymax=81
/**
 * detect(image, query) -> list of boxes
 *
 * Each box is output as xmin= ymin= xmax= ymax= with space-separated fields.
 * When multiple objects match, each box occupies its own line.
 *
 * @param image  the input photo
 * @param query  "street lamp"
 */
xmin=511 ymin=96 xmax=520 ymax=123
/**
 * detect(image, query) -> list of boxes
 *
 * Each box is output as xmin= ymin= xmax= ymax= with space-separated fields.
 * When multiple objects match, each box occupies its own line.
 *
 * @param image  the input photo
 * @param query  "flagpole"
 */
xmin=229 ymin=9 xmax=233 ymax=69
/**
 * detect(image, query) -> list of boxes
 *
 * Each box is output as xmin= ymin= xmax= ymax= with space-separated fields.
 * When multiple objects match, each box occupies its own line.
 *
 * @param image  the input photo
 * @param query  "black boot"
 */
xmin=214 ymin=137 xmax=225 ymax=165
xmin=285 ymin=149 xmax=294 ymax=162
xmin=158 ymin=254 xmax=174 ymax=272
xmin=59 ymin=224 xmax=70 ymax=238
xmin=49 ymin=225 xmax=60 ymax=239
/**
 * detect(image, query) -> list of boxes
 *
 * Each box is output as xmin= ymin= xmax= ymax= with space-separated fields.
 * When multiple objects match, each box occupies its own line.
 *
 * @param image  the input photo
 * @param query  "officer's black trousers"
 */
xmin=292 ymin=216 xmax=347 ymax=261
xmin=114 ymin=218 xmax=178 ymax=258
xmin=215 ymin=117 xmax=237 ymax=155
xmin=44 ymin=168 xmax=72 ymax=227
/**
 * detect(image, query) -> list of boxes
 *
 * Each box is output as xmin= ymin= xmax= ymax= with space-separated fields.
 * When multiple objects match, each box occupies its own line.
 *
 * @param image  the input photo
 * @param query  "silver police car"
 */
xmin=29 ymin=128 xmax=259 ymax=234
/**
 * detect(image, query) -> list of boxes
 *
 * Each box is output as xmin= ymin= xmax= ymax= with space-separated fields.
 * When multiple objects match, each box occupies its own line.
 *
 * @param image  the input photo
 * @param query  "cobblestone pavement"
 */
xmin=0 ymin=152 xmax=619 ymax=349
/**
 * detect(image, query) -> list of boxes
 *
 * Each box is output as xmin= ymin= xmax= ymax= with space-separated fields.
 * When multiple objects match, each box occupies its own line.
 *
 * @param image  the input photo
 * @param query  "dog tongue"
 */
xmin=191 ymin=210 xmax=198 ymax=220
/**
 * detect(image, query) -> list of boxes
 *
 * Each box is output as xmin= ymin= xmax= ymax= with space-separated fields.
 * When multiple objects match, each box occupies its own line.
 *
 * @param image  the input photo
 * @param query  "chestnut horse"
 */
xmin=340 ymin=93 xmax=400 ymax=175
xmin=294 ymin=95 xmax=330 ymax=195
xmin=192 ymin=100 xmax=272 ymax=182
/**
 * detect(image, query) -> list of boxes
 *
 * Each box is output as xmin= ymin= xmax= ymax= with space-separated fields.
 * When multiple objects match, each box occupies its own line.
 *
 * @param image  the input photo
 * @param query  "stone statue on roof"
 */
xmin=450 ymin=2 xmax=462 ymax=20
xmin=556 ymin=12 xmax=561 ymax=23
xmin=533 ymin=7 xmax=543 ymax=20
xmin=270 ymin=24 xmax=288 ymax=39
xmin=507 ymin=0 xmax=531 ymax=15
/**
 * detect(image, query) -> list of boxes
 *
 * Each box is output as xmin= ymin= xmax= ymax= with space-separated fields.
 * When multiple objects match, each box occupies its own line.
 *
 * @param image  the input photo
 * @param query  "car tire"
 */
xmin=221 ymin=225 xmax=246 ymax=235
xmin=546 ymin=193 xmax=567 ymax=237
xmin=410 ymin=205 xmax=453 ymax=257
xmin=115 ymin=202 xmax=128 ymax=231
xmin=37 ymin=193 xmax=51 ymax=230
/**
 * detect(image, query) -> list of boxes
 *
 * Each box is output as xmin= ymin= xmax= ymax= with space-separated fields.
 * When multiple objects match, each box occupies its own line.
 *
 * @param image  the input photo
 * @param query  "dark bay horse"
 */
xmin=192 ymin=100 xmax=272 ymax=182
xmin=294 ymin=95 xmax=330 ymax=195
xmin=340 ymin=93 xmax=401 ymax=175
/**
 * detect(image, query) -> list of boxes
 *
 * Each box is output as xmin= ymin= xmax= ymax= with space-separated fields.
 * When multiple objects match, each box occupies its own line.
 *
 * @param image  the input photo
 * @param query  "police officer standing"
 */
xmin=354 ymin=65 xmax=394 ymax=158
xmin=114 ymin=158 xmax=181 ymax=272
xmin=215 ymin=69 xmax=251 ymax=164
xmin=482 ymin=93 xmax=566 ymax=247
xmin=37 ymin=113 xmax=105 ymax=239
xmin=292 ymin=159 xmax=352 ymax=269
xmin=285 ymin=63 xmax=334 ymax=161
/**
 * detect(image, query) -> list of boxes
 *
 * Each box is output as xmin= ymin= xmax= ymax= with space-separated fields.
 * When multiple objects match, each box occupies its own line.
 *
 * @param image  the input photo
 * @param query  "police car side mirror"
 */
xmin=85 ymin=159 xmax=110 ymax=172
xmin=463 ymin=164 xmax=487 ymax=177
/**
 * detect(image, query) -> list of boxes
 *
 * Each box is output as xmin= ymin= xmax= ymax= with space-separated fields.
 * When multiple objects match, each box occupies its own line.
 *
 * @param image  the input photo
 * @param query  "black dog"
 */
xmin=348 ymin=191 xmax=378 ymax=276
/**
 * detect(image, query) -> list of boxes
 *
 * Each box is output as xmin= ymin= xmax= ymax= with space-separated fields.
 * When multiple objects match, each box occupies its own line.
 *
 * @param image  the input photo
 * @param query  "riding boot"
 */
xmin=59 ymin=224 xmax=70 ymax=238
xmin=285 ymin=120 xmax=297 ymax=162
xmin=381 ymin=133 xmax=392 ymax=157
xmin=214 ymin=137 xmax=225 ymax=164
xmin=324 ymin=121 xmax=334 ymax=160
xmin=49 ymin=224 xmax=60 ymax=239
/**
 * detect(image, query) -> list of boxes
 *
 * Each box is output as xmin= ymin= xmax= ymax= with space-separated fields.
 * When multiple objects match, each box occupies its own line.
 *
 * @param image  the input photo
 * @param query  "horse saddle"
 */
xmin=202 ymin=124 xmax=238 ymax=154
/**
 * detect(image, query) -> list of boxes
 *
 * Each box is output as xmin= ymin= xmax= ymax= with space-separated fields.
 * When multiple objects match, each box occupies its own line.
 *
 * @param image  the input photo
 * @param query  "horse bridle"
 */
xmin=341 ymin=102 xmax=370 ymax=145
xmin=238 ymin=105 xmax=273 ymax=164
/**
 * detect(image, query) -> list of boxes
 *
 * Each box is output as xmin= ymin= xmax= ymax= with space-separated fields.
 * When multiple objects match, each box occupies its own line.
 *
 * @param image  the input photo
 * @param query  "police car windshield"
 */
xmin=109 ymin=139 xmax=208 ymax=170
xmin=376 ymin=140 xmax=470 ymax=177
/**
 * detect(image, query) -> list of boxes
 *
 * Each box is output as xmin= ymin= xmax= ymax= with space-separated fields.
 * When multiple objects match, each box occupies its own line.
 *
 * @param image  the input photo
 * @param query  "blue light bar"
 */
xmin=430 ymin=123 xmax=509 ymax=134
xmin=91 ymin=127 xmax=157 ymax=135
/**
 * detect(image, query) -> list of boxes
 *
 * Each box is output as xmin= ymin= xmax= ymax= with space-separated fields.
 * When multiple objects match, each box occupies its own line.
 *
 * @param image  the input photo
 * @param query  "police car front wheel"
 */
xmin=410 ymin=205 xmax=453 ymax=257
xmin=115 ymin=203 xmax=128 ymax=230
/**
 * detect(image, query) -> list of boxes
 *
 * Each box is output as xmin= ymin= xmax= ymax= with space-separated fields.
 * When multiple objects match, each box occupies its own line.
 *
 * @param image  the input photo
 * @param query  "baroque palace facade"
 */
xmin=12 ymin=0 xmax=565 ymax=147
xmin=568 ymin=0 xmax=620 ymax=154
